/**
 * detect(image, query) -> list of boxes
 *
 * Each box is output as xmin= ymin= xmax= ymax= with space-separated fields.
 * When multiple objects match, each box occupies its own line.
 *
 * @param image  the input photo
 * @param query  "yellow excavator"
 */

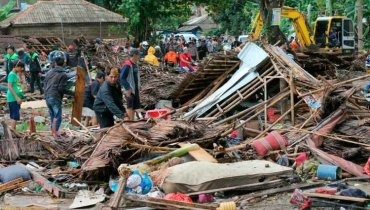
xmin=250 ymin=6 xmax=355 ymax=54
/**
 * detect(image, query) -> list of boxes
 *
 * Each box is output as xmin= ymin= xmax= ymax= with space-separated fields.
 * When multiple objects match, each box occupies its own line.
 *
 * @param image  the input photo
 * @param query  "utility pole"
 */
xmin=357 ymin=0 xmax=364 ymax=51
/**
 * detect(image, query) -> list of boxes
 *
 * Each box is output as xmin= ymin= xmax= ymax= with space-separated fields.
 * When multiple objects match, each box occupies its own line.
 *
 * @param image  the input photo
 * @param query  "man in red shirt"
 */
xmin=179 ymin=47 xmax=195 ymax=72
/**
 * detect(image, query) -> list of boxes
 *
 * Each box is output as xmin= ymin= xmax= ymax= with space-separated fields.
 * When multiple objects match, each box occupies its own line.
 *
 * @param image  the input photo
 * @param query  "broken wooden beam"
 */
xmin=303 ymin=192 xmax=370 ymax=203
xmin=70 ymin=66 xmax=86 ymax=126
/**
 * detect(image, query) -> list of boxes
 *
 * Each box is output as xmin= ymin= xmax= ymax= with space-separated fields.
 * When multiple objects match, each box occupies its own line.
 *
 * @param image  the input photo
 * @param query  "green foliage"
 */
xmin=116 ymin=0 xmax=192 ymax=41
xmin=0 ymin=0 xmax=16 ymax=21
xmin=203 ymin=28 xmax=223 ymax=37
xmin=208 ymin=0 xmax=258 ymax=36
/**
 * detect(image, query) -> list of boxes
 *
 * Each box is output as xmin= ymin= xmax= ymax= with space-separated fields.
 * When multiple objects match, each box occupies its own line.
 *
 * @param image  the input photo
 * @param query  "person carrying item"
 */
xmin=93 ymin=68 xmax=125 ymax=128
xmin=82 ymin=70 xmax=105 ymax=126
xmin=43 ymin=51 xmax=74 ymax=138
xmin=0 ymin=45 xmax=19 ymax=81
xmin=144 ymin=46 xmax=160 ymax=66
xmin=26 ymin=45 xmax=43 ymax=94
xmin=7 ymin=60 xmax=25 ymax=130
xmin=120 ymin=48 xmax=141 ymax=121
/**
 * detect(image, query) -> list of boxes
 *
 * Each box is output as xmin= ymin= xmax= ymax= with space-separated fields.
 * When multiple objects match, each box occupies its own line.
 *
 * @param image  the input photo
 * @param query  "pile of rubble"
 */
xmin=0 ymin=39 xmax=369 ymax=209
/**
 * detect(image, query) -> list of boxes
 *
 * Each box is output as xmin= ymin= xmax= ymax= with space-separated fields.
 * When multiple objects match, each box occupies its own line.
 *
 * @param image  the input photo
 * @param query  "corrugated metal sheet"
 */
xmin=3 ymin=0 xmax=127 ymax=26
xmin=184 ymin=42 xmax=269 ymax=119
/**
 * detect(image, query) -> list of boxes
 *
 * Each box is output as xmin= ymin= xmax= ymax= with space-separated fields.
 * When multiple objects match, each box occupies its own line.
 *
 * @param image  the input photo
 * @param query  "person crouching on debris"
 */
xmin=164 ymin=47 xmax=179 ymax=67
xmin=120 ymin=48 xmax=141 ymax=121
xmin=44 ymin=51 xmax=74 ymax=138
xmin=93 ymin=67 xmax=125 ymax=128
xmin=179 ymin=47 xmax=196 ymax=72
xmin=144 ymin=46 xmax=160 ymax=66
xmin=82 ymin=70 xmax=105 ymax=126
xmin=7 ymin=60 xmax=25 ymax=130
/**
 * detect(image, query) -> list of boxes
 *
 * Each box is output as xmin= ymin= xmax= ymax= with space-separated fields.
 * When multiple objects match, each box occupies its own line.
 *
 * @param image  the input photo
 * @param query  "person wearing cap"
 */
xmin=140 ymin=41 xmax=149 ymax=57
xmin=26 ymin=45 xmax=43 ymax=94
xmin=7 ymin=60 xmax=25 ymax=130
xmin=44 ymin=51 xmax=74 ymax=138
xmin=48 ymin=45 xmax=66 ymax=67
xmin=0 ymin=45 xmax=19 ymax=81
xmin=144 ymin=46 xmax=160 ymax=66
xmin=120 ymin=48 xmax=141 ymax=121
xmin=93 ymin=67 xmax=125 ymax=128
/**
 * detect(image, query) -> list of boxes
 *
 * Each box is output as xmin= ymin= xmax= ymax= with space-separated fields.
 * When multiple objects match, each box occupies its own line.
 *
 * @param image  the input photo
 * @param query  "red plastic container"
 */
xmin=145 ymin=109 xmax=171 ymax=120
xmin=251 ymin=131 xmax=288 ymax=156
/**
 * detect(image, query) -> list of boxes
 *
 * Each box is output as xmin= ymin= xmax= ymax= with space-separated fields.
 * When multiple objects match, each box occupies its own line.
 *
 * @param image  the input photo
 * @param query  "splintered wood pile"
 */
xmin=81 ymin=120 xmax=220 ymax=175
xmin=171 ymin=51 xmax=240 ymax=104
xmin=139 ymin=63 xmax=186 ymax=108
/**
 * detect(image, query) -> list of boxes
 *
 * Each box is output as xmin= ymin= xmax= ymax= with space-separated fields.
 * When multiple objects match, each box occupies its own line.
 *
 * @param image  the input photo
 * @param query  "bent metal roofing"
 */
xmin=3 ymin=0 xmax=127 ymax=26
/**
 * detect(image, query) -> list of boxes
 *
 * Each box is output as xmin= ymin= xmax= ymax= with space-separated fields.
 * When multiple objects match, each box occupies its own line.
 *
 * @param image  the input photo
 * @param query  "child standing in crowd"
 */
xmin=7 ymin=60 xmax=25 ymax=130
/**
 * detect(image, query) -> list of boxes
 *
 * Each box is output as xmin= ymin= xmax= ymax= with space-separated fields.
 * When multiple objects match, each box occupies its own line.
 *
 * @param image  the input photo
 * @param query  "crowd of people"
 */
xmin=0 ymin=42 xmax=143 ymax=138
xmin=134 ymin=34 xmax=244 ymax=72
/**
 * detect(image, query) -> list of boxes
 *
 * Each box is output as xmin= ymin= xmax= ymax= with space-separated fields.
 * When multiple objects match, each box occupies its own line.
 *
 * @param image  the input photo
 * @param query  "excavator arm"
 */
xmin=250 ymin=6 xmax=315 ymax=48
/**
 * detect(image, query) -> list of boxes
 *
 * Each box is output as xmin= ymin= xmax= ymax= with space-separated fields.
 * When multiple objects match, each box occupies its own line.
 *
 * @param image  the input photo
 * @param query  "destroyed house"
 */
xmin=0 ymin=0 xmax=127 ymax=40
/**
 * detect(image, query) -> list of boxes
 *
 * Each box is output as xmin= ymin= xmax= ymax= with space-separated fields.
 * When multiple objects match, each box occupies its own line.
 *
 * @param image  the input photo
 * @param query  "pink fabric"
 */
xmin=310 ymin=111 xmax=344 ymax=146
xmin=165 ymin=192 xmax=193 ymax=203
xmin=306 ymin=110 xmax=368 ymax=177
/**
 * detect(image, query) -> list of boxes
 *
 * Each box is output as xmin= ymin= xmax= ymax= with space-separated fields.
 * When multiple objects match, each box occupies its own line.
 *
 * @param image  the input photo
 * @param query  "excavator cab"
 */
xmin=314 ymin=17 xmax=355 ymax=54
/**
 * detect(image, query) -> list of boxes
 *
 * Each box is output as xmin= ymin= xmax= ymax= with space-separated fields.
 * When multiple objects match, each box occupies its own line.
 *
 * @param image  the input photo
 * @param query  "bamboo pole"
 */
xmin=73 ymin=117 xmax=96 ymax=141
xmin=299 ymin=74 xmax=370 ymax=98
xmin=121 ymin=123 xmax=148 ymax=144
xmin=290 ymin=70 xmax=295 ymax=125
xmin=220 ymin=90 xmax=290 ymax=137
xmin=209 ymin=72 xmax=278 ymax=119
xmin=253 ymin=99 xmax=303 ymax=140
xmin=278 ymin=128 xmax=370 ymax=147
xmin=205 ymin=65 xmax=275 ymax=118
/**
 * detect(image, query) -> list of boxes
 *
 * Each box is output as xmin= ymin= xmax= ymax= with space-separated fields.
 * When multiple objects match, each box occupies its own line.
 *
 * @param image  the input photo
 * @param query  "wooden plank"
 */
xmin=0 ymin=180 xmax=31 ymax=193
xmin=108 ymin=177 xmax=126 ymax=208
xmin=21 ymin=100 xmax=47 ymax=109
xmin=70 ymin=67 xmax=86 ymax=126
xmin=0 ymin=178 xmax=23 ymax=190
xmin=241 ymin=182 xmax=324 ymax=200
xmin=303 ymin=192 xmax=370 ymax=203
xmin=179 ymin=143 xmax=217 ymax=163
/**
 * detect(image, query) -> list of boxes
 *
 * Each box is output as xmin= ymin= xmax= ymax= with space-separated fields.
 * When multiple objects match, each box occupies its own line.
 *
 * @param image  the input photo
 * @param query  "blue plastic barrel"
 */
xmin=317 ymin=164 xmax=341 ymax=180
